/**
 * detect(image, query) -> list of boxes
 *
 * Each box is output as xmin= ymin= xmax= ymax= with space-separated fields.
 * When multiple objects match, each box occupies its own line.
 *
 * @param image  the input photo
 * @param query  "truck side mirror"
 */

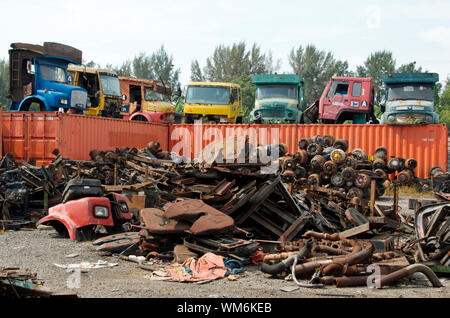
xmin=381 ymin=105 xmax=385 ymax=113
xmin=26 ymin=61 xmax=35 ymax=75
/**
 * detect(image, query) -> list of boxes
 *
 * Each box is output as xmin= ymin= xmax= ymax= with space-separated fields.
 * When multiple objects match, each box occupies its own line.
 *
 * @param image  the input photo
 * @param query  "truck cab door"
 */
xmin=322 ymin=80 xmax=349 ymax=120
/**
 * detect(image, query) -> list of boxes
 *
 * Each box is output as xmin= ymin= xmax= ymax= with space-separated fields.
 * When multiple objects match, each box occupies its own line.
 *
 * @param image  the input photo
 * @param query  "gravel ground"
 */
xmin=1 ymin=196 xmax=449 ymax=298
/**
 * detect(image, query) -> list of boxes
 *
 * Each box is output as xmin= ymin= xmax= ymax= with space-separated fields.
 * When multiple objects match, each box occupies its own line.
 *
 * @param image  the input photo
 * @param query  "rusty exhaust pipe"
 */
xmin=374 ymin=264 xmax=443 ymax=288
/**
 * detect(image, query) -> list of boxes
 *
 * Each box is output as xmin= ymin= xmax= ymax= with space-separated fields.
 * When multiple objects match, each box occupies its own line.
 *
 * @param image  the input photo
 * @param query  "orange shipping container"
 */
xmin=169 ymin=124 xmax=448 ymax=178
xmin=2 ymin=112 xmax=169 ymax=166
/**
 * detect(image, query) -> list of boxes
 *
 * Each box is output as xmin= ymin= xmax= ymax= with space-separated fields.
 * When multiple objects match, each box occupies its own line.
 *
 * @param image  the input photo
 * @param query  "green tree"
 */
xmin=396 ymin=61 xmax=423 ymax=73
xmin=106 ymin=60 xmax=132 ymax=77
xmin=231 ymin=75 xmax=255 ymax=122
xmin=190 ymin=60 xmax=204 ymax=82
xmin=438 ymin=80 xmax=450 ymax=127
xmin=356 ymin=50 xmax=396 ymax=106
xmin=197 ymin=42 xmax=278 ymax=82
xmin=0 ymin=58 xmax=10 ymax=109
xmin=288 ymin=44 xmax=351 ymax=105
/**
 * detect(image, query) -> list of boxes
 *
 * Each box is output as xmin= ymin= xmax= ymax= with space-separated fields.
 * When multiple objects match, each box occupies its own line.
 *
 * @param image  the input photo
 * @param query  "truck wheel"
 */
xmin=20 ymin=99 xmax=46 ymax=112
xmin=236 ymin=117 xmax=243 ymax=124
xmin=184 ymin=115 xmax=194 ymax=124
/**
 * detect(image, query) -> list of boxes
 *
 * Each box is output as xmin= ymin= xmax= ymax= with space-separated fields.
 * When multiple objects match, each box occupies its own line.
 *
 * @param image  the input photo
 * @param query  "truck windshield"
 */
xmin=144 ymin=88 xmax=170 ymax=102
xmin=40 ymin=65 xmax=66 ymax=83
xmin=256 ymin=85 xmax=298 ymax=100
xmin=387 ymin=84 xmax=434 ymax=101
xmin=100 ymin=74 xmax=121 ymax=96
xmin=186 ymin=86 xmax=230 ymax=105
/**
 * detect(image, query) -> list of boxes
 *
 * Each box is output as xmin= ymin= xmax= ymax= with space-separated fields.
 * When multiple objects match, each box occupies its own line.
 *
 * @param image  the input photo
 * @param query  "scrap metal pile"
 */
xmin=0 ymin=134 xmax=448 ymax=289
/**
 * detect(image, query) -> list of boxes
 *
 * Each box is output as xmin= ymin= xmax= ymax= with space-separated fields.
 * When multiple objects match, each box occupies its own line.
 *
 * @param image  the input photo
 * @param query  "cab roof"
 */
xmin=188 ymin=82 xmax=240 ymax=88
xmin=68 ymin=65 xmax=118 ymax=75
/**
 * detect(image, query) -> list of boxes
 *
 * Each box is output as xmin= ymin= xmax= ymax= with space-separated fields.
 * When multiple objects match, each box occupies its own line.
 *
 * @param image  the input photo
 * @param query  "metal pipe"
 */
xmin=261 ymin=239 xmax=313 ymax=275
xmin=375 ymin=264 xmax=443 ymax=288
xmin=322 ymin=244 xmax=373 ymax=276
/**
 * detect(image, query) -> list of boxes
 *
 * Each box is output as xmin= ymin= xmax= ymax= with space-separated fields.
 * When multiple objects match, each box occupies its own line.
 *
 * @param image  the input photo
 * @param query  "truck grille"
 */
xmin=71 ymin=90 xmax=87 ymax=108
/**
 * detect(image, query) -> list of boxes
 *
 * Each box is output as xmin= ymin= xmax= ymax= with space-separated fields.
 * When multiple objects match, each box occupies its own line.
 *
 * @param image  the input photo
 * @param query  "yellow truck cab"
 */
xmin=68 ymin=65 xmax=123 ymax=117
xmin=183 ymin=82 xmax=243 ymax=123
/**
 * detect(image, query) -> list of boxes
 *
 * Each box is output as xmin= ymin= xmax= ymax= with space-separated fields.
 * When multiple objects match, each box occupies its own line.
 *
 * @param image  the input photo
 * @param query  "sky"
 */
xmin=1 ymin=0 xmax=449 ymax=87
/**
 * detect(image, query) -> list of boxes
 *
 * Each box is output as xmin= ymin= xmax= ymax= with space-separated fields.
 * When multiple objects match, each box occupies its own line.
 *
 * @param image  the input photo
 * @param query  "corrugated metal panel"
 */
xmin=169 ymin=124 xmax=448 ymax=178
xmin=2 ymin=112 xmax=169 ymax=166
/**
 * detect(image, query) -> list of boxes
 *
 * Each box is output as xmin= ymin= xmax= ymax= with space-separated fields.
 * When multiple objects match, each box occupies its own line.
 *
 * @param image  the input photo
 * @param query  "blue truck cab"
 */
xmin=250 ymin=74 xmax=306 ymax=123
xmin=380 ymin=73 xmax=439 ymax=125
xmin=8 ymin=42 xmax=89 ymax=112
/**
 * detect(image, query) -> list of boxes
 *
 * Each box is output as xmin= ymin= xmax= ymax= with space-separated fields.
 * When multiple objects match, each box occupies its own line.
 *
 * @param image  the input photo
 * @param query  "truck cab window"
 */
xmin=40 ymin=65 xmax=66 ymax=83
xmin=327 ymin=81 xmax=349 ymax=98
xmin=352 ymin=82 xmax=362 ymax=97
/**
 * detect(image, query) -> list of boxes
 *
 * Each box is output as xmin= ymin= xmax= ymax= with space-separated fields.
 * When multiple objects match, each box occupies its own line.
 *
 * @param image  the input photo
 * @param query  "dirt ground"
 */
xmin=1 ymin=196 xmax=449 ymax=299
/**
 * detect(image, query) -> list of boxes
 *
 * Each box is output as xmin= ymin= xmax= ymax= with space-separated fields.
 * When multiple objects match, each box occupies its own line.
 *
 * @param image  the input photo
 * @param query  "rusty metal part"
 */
xmin=307 ymin=174 xmax=321 ymax=187
xmin=323 ymin=135 xmax=335 ymax=147
xmin=331 ymin=172 xmax=345 ymax=187
xmin=347 ymin=187 xmax=364 ymax=200
xmin=374 ymin=147 xmax=388 ymax=160
xmin=311 ymin=155 xmax=326 ymax=172
xmin=333 ymin=139 xmax=348 ymax=152
xmin=294 ymin=166 xmax=307 ymax=178
xmin=373 ymin=158 xmax=386 ymax=170
xmin=293 ymin=150 xmax=308 ymax=165
xmin=314 ymin=245 xmax=350 ymax=255
xmin=354 ymin=173 xmax=371 ymax=189
xmin=323 ymin=161 xmax=338 ymax=175
xmin=397 ymin=169 xmax=413 ymax=185
xmin=282 ymin=170 xmax=297 ymax=183
xmin=341 ymin=167 xmax=356 ymax=181
xmin=321 ymin=244 xmax=374 ymax=276
xmin=298 ymin=138 xmax=312 ymax=150
xmin=387 ymin=157 xmax=401 ymax=171
xmin=343 ymin=156 xmax=357 ymax=169
xmin=281 ymin=157 xmax=296 ymax=170
xmin=374 ymin=264 xmax=443 ymax=288
xmin=373 ymin=168 xmax=387 ymax=179
xmin=261 ymin=239 xmax=313 ymax=275
xmin=405 ymin=158 xmax=417 ymax=170
xmin=352 ymin=148 xmax=368 ymax=161
xmin=164 ymin=200 xmax=235 ymax=236
xmin=307 ymin=143 xmax=323 ymax=157
xmin=303 ymin=231 xmax=342 ymax=241
xmin=330 ymin=149 xmax=346 ymax=164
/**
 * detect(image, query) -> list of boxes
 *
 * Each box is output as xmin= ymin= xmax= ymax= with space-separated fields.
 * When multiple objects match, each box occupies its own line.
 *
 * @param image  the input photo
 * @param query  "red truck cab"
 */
xmin=319 ymin=77 xmax=376 ymax=124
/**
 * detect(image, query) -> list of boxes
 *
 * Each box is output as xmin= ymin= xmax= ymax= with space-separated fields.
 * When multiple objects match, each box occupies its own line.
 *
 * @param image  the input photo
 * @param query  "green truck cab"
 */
xmin=250 ymin=74 xmax=306 ymax=123
xmin=380 ymin=73 xmax=439 ymax=125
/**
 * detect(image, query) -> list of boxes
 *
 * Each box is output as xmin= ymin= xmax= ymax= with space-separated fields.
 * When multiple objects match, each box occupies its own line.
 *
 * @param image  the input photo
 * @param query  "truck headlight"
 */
xmin=94 ymin=206 xmax=109 ymax=218
xmin=426 ymin=115 xmax=432 ymax=122
xmin=60 ymin=98 xmax=68 ymax=105
xmin=254 ymin=111 xmax=260 ymax=119
xmin=387 ymin=115 xmax=395 ymax=122
xmin=120 ymin=202 xmax=129 ymax=213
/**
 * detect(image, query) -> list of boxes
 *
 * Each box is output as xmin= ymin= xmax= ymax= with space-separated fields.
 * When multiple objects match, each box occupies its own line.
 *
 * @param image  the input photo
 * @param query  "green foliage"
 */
xmin=0 ymin=58 xmax=10 ymax=109
xmin=356 ymin=50 xmax=396 ymax=106
xmin=438 ymin=82 xmax=450 ymax=127
xmin=107 ymin=46 xmax=181 ymax=89
xmin=288 ymin=44 xmax=352 ymax=105
xmin=196 ymin=42 xmax=278 ymax=82
xmin=231 ymin=75 xmax=255 ymax=122
xmin=396 ymin=61 xmax=423 ymax=73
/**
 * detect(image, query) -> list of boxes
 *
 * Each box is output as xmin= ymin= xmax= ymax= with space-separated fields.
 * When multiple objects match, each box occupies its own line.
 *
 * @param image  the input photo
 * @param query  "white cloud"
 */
xmin=419 ymin=26 xmax=450 ymax=48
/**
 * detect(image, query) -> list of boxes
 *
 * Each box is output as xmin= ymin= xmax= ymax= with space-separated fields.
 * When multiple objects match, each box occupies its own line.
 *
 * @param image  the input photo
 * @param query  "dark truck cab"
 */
xmin=8 ymin=42 xmax=89 ymax=112
xmin=380 ymin=73 xmax=439 ymax=125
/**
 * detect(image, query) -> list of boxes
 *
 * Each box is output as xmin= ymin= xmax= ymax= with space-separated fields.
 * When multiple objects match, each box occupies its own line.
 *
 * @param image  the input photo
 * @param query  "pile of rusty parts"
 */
xmin=1 ymin=135 xmax=448 ymax=289
xmin=280 ymin=134 xmax=428 ymax=198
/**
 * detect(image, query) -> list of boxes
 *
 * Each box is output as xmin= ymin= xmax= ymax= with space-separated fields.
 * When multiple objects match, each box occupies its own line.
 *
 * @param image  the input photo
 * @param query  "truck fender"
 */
xmin=18 ymin=95 xmax=49 ymax=111
xmin=39 ymin=215 xmax=77 ymax=240
xmin=129 ymin=112 xmax=152 ymax=122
